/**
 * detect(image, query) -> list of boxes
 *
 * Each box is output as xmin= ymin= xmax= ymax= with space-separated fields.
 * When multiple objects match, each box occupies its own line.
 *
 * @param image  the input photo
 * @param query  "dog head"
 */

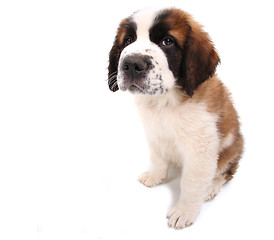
xmin=108 ymin=8 xmax=220 ymax=97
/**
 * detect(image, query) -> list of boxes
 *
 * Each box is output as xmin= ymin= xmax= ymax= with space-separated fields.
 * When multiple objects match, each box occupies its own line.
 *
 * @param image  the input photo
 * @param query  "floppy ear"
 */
xmin=108 ymin=40 xmax=120 ymax=92
xmin=179 ymin=26 xmax=220 ymax=96
xmin=108 ymin=17 xmax=136 ymax=92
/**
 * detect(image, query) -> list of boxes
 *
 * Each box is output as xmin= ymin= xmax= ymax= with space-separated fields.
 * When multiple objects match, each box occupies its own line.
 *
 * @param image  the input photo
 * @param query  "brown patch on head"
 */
xmin=108 ymin=17 xmax=137 ymax=92
xmin=158 ymin=8 xmax=220 ymax=96
xmin=116 ymin=18 xmax=130 ymax=46
xmin=164 ymin=9 xmax=191 ymax=46
xmin=116 ymin=18 xmax=137 ymax=46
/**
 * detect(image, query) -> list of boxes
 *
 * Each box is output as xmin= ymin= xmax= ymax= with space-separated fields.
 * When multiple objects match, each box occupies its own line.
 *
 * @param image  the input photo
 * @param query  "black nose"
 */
xmin=122 ymin=55 xmax=151 ymax=79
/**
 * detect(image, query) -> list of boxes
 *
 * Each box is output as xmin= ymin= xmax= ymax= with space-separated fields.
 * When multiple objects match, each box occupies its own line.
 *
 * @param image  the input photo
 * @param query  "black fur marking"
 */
xmin=149 ymin=10 xmax=182 ymax=83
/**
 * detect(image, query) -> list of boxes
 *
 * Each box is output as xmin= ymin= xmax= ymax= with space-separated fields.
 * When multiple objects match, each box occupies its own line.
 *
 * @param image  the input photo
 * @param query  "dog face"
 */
xmin=108 ymin=8 xmax=220 ymax=96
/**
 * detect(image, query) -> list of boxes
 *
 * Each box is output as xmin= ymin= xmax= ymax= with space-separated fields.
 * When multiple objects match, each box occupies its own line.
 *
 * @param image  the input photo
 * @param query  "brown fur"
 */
xmin=162 ymin=9 xmax=221 ymax=97
xmin=108 ymin=17 xmax=130 ymax=72
xmin=116 ymin=18 xmax=130 ymax=46
xmin=164 ymin=9 xmax=190 ymax=45
xmin=219 ymin=132 xmax=244 ymax=181
xmin=192 ymin=76 xmax=244 ymax=181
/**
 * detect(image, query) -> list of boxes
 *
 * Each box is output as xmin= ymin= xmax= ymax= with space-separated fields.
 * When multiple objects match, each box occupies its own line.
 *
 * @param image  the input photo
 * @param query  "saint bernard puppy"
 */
xmin=107 ymin=7 xmax=244 ymax=229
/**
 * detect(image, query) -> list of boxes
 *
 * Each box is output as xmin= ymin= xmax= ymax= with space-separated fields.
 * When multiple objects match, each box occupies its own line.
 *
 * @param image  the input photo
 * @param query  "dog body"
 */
xmin=108 ymin=8 xmax=243 ymax=229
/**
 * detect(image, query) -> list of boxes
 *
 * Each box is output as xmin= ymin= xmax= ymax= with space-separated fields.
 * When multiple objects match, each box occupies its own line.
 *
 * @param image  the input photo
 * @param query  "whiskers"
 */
xmin=132 ymin=83 xmax=145 ymax=93
xmin=107 ymin=71 xmax=119 ymax=92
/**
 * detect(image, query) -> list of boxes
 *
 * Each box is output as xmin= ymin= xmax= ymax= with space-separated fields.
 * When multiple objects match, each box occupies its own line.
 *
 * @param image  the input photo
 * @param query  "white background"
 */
xmin=0 ymin=0 xmax=274 ymax=239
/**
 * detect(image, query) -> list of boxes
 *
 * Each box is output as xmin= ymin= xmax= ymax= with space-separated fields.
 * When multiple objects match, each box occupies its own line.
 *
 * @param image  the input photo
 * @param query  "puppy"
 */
xmin=107 ymin=7 xmax=244 ymax=229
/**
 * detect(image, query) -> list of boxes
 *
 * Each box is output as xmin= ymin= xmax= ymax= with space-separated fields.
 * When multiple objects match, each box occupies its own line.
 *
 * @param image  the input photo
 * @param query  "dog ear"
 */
xmin=179 ymin=26 xmax=220 ymax=96
xmin=108 ymin=17 xmax=136 ymax=92
xmin=108 ymin=40 xmax=120 ymax=92
xmin=108 ymin=17 xmax=134 ymax=92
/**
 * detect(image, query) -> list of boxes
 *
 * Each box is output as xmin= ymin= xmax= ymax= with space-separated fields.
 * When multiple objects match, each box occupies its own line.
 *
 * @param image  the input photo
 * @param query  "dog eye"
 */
xmin=124 ymin=37 xmax=133 ymax=46
xmin=162 ymin=37 xmax=174 ymax=46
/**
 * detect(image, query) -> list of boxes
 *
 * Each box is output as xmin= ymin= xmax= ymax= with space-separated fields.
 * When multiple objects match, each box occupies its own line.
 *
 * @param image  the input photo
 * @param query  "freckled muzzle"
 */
xmin=116 ymin=41 xmax=176 ymax=95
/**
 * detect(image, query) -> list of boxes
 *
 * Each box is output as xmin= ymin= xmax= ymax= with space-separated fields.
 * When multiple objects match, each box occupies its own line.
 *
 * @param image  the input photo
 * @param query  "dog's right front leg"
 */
xmin=138 ymin=141 xmax=171 ymax=187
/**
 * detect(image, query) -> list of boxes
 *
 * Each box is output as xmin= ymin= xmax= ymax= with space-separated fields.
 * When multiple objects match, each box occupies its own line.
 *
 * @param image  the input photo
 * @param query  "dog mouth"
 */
xmin=119 ymin=78 xmax=167 ymax=95
xmin=118 ymin=74 xmax=167 ymax=95
xmin=119 ymin=83 xmax=146 ymax=94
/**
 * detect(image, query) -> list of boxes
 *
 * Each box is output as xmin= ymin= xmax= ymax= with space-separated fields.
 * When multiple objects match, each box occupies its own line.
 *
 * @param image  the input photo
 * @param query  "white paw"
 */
xmin=138 ymin=171 xmax=167 ymax=187
xmin=167 ymin=203 xmax=200 ymax=229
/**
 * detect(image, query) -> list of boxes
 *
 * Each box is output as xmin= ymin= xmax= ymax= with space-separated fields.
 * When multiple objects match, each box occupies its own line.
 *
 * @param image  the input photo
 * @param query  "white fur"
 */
xmin=219 ymin=132 xmax=234 ymax=152
xmin=133 ymin=8 xmax=159 ymax=39
xmin=135 ymin=89 xmax=220 ymax=229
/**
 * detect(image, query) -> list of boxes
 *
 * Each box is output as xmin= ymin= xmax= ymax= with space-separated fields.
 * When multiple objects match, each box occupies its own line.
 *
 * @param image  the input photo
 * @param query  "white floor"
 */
xmin=0 ymin=1 xmax=274 ymax=239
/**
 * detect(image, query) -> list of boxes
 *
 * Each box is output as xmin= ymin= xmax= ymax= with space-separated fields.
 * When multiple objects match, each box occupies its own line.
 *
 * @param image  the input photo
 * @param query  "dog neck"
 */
xmin=134 ymin=87 xmax=189 ymax=110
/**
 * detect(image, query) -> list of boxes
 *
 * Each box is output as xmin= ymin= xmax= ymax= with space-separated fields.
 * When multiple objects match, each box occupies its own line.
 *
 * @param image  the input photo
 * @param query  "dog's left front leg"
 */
xmin=167 ymin=141 xmax=218 ymax=229
xmin=138 ymin=141 xmax=171 ymax=187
